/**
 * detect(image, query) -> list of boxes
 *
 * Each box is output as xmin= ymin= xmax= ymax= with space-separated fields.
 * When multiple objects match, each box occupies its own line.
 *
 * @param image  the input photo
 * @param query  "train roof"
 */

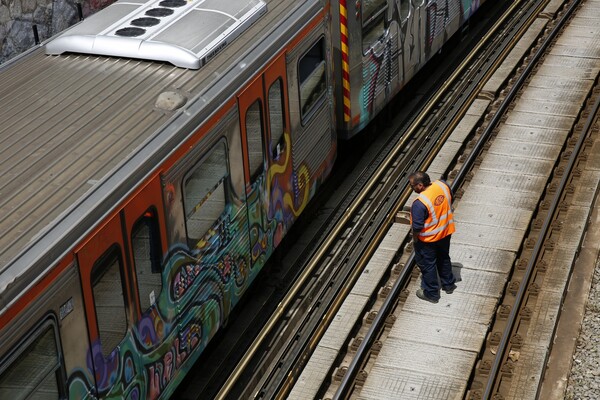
xmin=0 ymin=0 xmax=322 ymax=311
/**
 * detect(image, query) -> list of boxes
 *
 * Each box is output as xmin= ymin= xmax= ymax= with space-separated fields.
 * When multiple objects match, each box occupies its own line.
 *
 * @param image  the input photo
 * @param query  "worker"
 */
xmin=408 ymin=171 xmax=457 ymax=303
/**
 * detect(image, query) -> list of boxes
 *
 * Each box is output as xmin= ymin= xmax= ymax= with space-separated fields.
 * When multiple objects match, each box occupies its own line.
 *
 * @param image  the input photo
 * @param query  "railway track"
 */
xmin=466 ymin=1 xmax=600 ymax=398
xmin=173 ymin=0 xmax=594 ymax=398
xmin=327 ymin=0 xmax=600 ymax=398
xmin=200 ymin=1 xmax=560 ymax=399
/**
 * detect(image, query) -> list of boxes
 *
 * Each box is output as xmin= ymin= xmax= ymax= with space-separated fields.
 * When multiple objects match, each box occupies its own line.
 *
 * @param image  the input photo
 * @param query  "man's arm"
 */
xmin=411 ymin=200 xmax=427 ymax=243
xmin=412 ymin=228 xmax=422 ymax=243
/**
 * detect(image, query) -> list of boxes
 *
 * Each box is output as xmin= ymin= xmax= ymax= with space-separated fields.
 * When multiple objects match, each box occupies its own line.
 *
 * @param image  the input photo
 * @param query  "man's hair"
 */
xmin=409 ymin=171 xmax=431 ymax=186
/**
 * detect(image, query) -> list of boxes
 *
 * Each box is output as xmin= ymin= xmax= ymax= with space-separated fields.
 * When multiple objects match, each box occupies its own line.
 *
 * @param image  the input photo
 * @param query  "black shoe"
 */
xmin=416 ymin=288 xmax=439 ymax=303
xmin=443 ymin=284 xmax=457 ymax=294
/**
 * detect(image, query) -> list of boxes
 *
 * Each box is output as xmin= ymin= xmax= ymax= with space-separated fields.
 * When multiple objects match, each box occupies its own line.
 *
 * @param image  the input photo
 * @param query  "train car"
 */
xmin=0 ymin=0 xmax=336 ymax=398
xmin=333 ymin=0 xmax=487 ymax=137
xmin=0 ymin=0 xmax=487 ymax=398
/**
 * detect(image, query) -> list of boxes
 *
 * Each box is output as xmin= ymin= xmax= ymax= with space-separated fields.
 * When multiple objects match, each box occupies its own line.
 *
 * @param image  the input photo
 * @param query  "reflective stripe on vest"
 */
xmin=416 ymin=180 xmax=455 ymax=242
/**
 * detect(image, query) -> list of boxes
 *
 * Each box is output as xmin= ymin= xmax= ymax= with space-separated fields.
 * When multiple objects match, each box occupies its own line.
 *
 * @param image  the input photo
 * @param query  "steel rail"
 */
xmin=482 ymin=0 xmax=589 ymax=396
xmin=332 ymin=0 xmax=552 ymax=398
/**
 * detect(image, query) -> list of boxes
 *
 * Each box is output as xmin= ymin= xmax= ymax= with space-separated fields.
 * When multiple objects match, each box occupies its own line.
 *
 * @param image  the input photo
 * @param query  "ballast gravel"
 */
xmin=565 ymin=259 xmax=600 ymax=399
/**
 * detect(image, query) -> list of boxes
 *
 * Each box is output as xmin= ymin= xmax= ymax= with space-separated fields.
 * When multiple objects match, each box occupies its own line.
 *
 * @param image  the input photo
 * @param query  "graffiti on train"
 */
xmin=359 ymin=0 xmax=482 ymax=125
xmin=64 ymin=130 xmax=334 ymax=399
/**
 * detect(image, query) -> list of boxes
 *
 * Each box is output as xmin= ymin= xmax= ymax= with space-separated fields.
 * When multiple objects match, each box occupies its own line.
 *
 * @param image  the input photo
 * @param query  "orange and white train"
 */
xmin=0 ymin=0 xmax=487 ymax=398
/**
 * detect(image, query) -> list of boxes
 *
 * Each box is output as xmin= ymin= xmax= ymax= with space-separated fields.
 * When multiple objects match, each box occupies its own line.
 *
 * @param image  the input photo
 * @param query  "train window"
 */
xmin=131 ymin=209 xmax=163 ymax=312
xmin=268 ymin=79 xmax=285 ymax=160
xmin=91 ymin=246 xmax=128 ymax=358
xmin=400 ymin=0 xmax=410 ymax=20
xmin=362 ymin=0 xmax=387 ymax=53
xmin=298 ymin=37 xmax=326 ymax=122
xmin=0 ymin=321 xmax=65 ymax=399
xmin=183 ymin=141 xmax=228 ymax=246
xmin=246 ymin=100 xmax=265 ymax=179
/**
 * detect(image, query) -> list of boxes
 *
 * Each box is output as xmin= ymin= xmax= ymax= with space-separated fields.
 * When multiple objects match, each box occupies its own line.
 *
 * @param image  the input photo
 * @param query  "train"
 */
xmin=0 ymin=0 xmax=487 ymax=398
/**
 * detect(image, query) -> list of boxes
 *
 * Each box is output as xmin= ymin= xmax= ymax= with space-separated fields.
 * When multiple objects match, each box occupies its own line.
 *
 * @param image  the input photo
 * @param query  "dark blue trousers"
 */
xmin=414 ymin=235 xmax=456 ymax=300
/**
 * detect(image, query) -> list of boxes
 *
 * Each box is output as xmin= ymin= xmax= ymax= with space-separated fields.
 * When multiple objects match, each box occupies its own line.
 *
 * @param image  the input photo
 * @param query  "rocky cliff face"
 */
xmin=0 ymin=0 xmax=114 ymax=64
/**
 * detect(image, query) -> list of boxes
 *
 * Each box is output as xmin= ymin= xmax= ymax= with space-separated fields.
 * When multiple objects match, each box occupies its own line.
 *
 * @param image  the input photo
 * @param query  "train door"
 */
xmin=77 ymin=214 xmax=132 ymax=395
xmin=77 ymin=177 xmax=167 ymax=397
xmin=121 ymin=177 xmax=167 ymax=324
xmin=238 ymin=53 xmax=289 ymax=266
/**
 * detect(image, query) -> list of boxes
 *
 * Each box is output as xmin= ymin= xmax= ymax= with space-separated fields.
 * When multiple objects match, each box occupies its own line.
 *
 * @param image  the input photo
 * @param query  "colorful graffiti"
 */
xmin=267 ymin=133 xmax=312 ymax=226
xmin=146 ymin=328 xmax=201 ymax=400
xmin=66 ymin=126 xmax=335 ymax=399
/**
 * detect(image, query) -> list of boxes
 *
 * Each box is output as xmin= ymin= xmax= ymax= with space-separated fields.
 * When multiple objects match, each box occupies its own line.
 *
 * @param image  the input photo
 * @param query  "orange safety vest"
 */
xmin=412 ymin=180 xmax=455 ymax=242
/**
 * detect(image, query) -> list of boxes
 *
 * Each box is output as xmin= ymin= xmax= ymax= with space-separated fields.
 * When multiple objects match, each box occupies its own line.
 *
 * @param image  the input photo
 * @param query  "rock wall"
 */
xmin=0 ymin=0 xmax=114 ymax=64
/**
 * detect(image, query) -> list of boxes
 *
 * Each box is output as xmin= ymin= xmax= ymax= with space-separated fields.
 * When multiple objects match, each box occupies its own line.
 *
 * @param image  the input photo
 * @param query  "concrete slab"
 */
xmin=379 ymin=223 xmax=410 ymax=251
xmin=543 ymin=0 xmax=568 ymax=15
xmin=515 ymin=19 xmax=547 ymax=49
xmin=288 ymin=345 xmax=338 ymax=400
xmin=528 ymin=288 xmax=562 ymax=344
xmin=374 ymin=339 xmax=477 ymax=379
xmin=466 ymin=170 xmax=548 ymax=194
xmin=452 ymin=221 xmax=525 ymax=252
xmin=554 ymin=206 xmax=589 ymax=254
xmin=534 ymin=65 xmax=599 ymax=81
xmin=541 ymin=54 xmax=600 ymax=69
xmin=504 ymin=110 xmax=575 ymax=131
xmin=459 ymin=185 xmax=541 ymax=211
xmin=487 ymin=138 xmax=562 ymax=161
xmin=549 ymin=43 xmax=600 ymax=59
xmin=427 ymin=165 xmax=449 ymax=181
xmin=518 ymin=86 xmax=589 ymax=104
xmin=560 ymin=25 xmax=600 ymax=38
xmin=480 ymin=18 xmax=545 ymax=95
xmin=494 ymin=125 xmax=569 ymax=145
xmin=505 ymin=343 xmax=551 ymax=400
xmin=466 ymin=99 xmax=490 ymax=116
xmin=386 ymin=313 xmax=488 ymax=352
xmin=569 ymin=15 xmax=600 ymax=26
xmin=527 ymin=74 xmax=594 ymax=91
xmin=352 ymin=249 xmax=397 ymax=297
xmin=403 ymin=290 xmax=497 ymax=324
xmin=449 ymin=243 xmax=516 ymax=274
xmin=568 ymin=6 xmax=600 ymax=21
xmin=585 ymin=136 xmax=600 ymax=171
xmin=478 ymin=153 xmax=557 ymax=177
xmin=449 ymin=114 xmax=481 ymax=144
xmin=483 ymin=71 xmax=512 ymax=95
xmin=429 ymin=141 xmax=462 ymax=176
xmin=358 ymin=365 xmax=467 ymax=400
xmin=542 ymin=251 xmax=575 ymax=293
xmin=449 ymin=268 xmax=506 ymax=298
xmin=554 ymin=36 xmax=600 ymax=51
xmin=572 ymin=170 xmax=600 ymax=206
xmin=320 ymin=293 xmax=369 ymax=350
xmin=455 ymin=202 xmax=533 ymax=230
xmin=511 ymin=98 xmax=583 ymax=117
xmin=412 ymin=268 xmax=506 ymax=298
